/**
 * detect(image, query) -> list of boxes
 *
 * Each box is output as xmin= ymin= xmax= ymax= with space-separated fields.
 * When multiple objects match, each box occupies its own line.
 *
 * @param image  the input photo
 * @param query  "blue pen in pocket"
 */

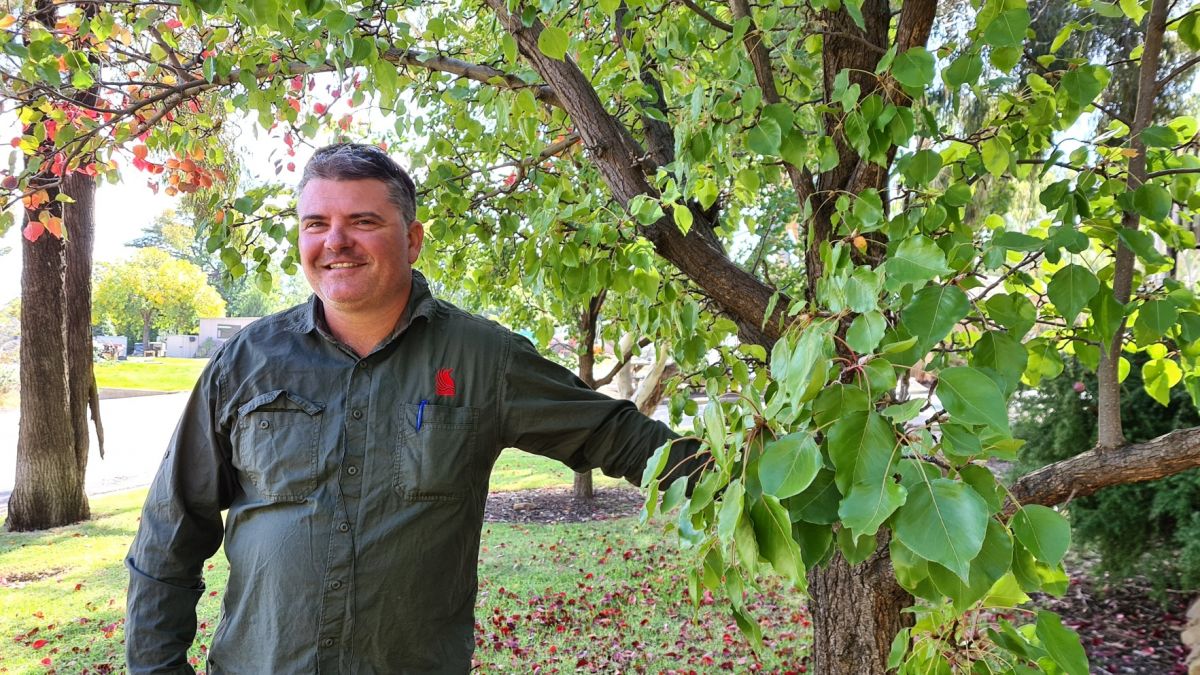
xmin=415 ymin=399 xmax=428 ymax=431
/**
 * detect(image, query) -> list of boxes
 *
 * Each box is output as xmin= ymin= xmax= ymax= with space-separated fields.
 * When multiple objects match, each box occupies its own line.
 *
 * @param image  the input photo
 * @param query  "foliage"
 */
xmin=92 ymin=248 xmax=226 ymax=343
xmin=4 ymin=0 xmax=1200 ymax=669
xmin=1014 ymin=356 xmax=1200 ymax=590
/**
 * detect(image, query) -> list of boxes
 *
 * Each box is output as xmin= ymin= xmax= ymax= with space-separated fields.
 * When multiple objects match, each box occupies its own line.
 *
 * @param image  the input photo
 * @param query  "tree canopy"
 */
xmin=92 ymin=247 xmax=226 ymax=346
xmin=4 ymin=0 xmax=1200 ymax=671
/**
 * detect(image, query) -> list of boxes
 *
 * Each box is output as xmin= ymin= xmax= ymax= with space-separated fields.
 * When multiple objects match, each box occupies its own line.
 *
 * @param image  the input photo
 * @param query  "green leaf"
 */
xmin=1141 ymin=125 xmax=1179 ymax=148
xmin=672 ymin=203 xmax=693 ymax=235
xmin=1011 ymin=505 xmax=1071 ymax=566
xmin=758 ymin=432 xmax=822 ymax=499
xmin=885 ymin=235 xmax=952 ymax=286
xmin=749 ymin=495 xmax=806 ymax=588
xmin=892 ymin=47 xmax=935 ymax=90
xmin=971 ymin=331 xmax=1027 ymax=389
xmin=837 ymin=527 xmax=877 ymax=565
xmin=1047 ymin=264 xmax=1100 ymax=324
xmin=980 ymin=137 xmax=1009 ymax=177
xmin=894 ymin=478 xmax=989 ymax=580
xmin=789 ymin=468 xmax=841 ymax=525
xmin=1134 ymin=299 xmax=1178 ymax=341
xmin=1118 ymin=0 xmax=1146 ymax=23
xmin=940 ymin=422 xmax=983 ymax=459
xmin=937 ymin=367 xmax=1010 ymax=433
xmin=717 ymin=479 xmax=744 ymax=543
xmin=985 ymin=293 xmax=1036 ymax=337
xmin=537 ymin=26 xmax=569 ymax=60
xmin=900 ymin=285 xmax=970 ymax=354
xmin=983 ymin=8 xmax=1031 ymax=47
xmin=827 ymin=411 xmax=897 ymax=493
xmin=1118 ymin=227 xmax=1170 ymax=265
xmin=813 ymin=384 xmax=869 ymax=429
xmin=992 ymin=230 xmax=1043 ymax=252
xmin=1132 ymin=183 xmax=1172 ymax=221
xmin=1180 ymin=13 xmax=1200 ymax=51
xmin=1059 ymin=65 xmax=1107 ymax=107
xmin=944 ymin=52 xmax=984 ymax=88
xmin=1143 ymin=357 xmax=1183 ymax=405
xmin=902 ymin=149 xmax=942 ymax=186
xmin=840 ymin=479 xmax=906 ymax=538
xmin=746 ymin=117 xmax=782 ymax=156
xmin=847 ymin=311 xmax=886 ymax=354
xmin=1035 ymin=611 xmax=1090 ymax=675
xmin=1089 ymin=287 xmax=1125 ymax=348
xmin=882 ymin=399 xmax=923 ymax=423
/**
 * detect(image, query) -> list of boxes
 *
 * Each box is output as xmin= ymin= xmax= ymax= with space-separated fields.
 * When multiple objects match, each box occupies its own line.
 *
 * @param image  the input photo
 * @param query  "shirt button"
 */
xmin=351 ymin=409 xmax=363 ymax=420
xmin=330 ymin=580 xmax=343 ymax=590
xmin=346 ymin=465 xmax=359 ymax=476
xmin=338 ymin=522 xmax=351 ymax=532
xmin=357 ymin=362 xmax=367 ymax=369
xmin=322 ymin=638 xmax=335 ymax=647
xmin=258 ymin=420 xmax=270 ymax=429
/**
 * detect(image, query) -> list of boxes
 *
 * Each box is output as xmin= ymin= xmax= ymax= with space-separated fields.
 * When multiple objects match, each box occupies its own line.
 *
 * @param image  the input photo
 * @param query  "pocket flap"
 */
xmin=238 ymin=390 xmax=325 ymax=417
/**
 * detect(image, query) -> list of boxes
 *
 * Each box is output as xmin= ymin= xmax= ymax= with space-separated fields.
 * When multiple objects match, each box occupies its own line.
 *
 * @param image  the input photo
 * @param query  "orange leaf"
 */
xmin=132 ymin=144 xmax=148 ymax=160
xmin=44 ymin=216 xmax=63 ymax=238
xmin=0 ymin=15 xmax=17 ymax=28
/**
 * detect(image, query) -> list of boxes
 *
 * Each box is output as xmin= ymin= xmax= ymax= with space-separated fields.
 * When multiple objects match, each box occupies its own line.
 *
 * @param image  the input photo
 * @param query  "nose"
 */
xmin=325 ymin=220 xmax=352 ymax=251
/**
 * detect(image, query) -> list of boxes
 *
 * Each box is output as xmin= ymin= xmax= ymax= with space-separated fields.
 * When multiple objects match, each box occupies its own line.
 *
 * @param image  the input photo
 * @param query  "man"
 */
xmin=125 ymin=143 xmax=698 ymax=674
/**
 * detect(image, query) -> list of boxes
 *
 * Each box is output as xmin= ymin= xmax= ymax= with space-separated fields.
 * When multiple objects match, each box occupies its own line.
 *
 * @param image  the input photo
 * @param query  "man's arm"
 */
xmin=125 ymin=360 xmax=235 ymax=674
xmin=497 ymin=332 xmax=702 ymax=489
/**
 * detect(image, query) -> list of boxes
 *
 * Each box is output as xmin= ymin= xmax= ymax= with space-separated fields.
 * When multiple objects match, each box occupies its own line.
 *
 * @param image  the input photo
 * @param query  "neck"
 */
xmin=322 ymin=289 xmax=411 ymax=357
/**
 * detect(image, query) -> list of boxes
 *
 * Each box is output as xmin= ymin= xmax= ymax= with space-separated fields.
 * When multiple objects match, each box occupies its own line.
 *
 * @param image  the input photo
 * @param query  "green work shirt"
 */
xmin=125 ymin=271 xmax=696 ymax=674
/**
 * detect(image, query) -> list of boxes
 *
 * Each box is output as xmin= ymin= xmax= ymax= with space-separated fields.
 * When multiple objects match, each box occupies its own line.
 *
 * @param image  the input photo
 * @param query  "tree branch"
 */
xmin=1157 ymin=54 xmax=1200 ymax=93
xmin=592 ymin=337 xmax=652 ymax=389
xmin=678 ymin=0 xmax=732 ymax=32
xmin=1007 ymin=426 xmax=1200 ymax=513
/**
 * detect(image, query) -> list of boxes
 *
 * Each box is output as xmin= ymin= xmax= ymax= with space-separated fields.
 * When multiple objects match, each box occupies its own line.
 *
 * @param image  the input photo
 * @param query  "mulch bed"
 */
xmin=484 ymin=489 xmax=1194 ymax=672
xmin=1033 ymin=563 xmax=1193 ymax=674
xmin=484 ymin=486 xmax=644 ymax=524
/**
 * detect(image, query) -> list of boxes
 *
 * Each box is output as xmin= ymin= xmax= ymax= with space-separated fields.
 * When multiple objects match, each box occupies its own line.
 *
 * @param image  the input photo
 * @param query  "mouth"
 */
xmin=325 ymin=262 xmax=365 ymax=270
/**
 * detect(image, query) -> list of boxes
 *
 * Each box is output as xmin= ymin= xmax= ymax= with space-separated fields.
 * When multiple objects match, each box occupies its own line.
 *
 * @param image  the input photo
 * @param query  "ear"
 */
xmin=407 ymin=220 xmax=425 ymax=263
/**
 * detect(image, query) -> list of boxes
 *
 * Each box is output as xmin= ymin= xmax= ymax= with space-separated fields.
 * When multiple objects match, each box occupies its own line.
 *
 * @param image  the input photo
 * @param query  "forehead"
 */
xmin=298 ymin=178 xmax=398 ymax=217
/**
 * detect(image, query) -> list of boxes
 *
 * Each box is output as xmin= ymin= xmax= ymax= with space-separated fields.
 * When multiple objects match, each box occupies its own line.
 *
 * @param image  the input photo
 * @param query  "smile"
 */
xmin=327 ymin=262 xmax=364 ymax=269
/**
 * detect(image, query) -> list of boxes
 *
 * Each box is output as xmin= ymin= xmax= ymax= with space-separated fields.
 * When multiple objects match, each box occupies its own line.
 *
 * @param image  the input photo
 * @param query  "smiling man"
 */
xmin=124 ymin=143 xmax=698 ymax=674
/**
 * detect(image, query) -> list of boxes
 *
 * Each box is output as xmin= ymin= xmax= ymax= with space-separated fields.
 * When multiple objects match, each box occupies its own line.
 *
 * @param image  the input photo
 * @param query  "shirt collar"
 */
xmin=285 ymin=269 xmax=440 ymax=338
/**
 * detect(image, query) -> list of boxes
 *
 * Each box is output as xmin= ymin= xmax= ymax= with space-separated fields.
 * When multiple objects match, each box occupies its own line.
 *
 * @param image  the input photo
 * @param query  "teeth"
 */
xmin=328 ymin=263 xmax=360 ymax=269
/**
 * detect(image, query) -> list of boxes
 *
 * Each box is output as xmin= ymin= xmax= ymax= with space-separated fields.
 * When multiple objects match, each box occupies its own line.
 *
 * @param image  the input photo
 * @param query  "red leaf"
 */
xmin=164 ymin=18 xmax=183 ymax=29
xmin=32 ymin=639 xmax=47 ymax=649
xmin=23 ymin=221 xmax=45 ymax=242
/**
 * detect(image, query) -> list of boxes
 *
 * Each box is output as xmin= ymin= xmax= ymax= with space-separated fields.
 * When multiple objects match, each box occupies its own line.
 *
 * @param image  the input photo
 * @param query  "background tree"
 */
xmin=4 ymin=0 xmax=1200 ymax=671
xmin=92 ymin=248 xmax=226 ymax=350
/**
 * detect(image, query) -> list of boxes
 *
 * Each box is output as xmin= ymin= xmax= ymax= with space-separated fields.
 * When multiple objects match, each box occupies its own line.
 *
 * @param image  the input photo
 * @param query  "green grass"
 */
xmin=93 ymin=357 xmax=208 ymax=392
xmin=0 ymin=480 xmax=811 ymax=672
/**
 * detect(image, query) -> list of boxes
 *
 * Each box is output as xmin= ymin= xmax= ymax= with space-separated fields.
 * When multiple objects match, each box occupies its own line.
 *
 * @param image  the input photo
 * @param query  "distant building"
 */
xmin=195 ymin=317 xmax=260 ymax=357
xmin=163 ymin=334 xmax=199 ymax=358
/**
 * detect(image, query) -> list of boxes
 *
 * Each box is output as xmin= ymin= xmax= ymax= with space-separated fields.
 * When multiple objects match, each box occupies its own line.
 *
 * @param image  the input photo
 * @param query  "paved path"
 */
xmin=0 ymin=391 xmax=190 ymax=514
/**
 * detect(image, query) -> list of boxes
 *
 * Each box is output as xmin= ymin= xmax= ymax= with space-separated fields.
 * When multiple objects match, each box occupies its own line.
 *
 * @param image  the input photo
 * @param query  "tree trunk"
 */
xmin=7 ymin=200 xmax=89 ymax=530
xmin=809 ymin=534 xmax=914 ymax=674
xmin=64 ymin=173 xmax=99 ymax=481
xmin=573 ymin=294 xmax=604 ymax=501
xmin=142 ymin=312 xmax=153 ymax=356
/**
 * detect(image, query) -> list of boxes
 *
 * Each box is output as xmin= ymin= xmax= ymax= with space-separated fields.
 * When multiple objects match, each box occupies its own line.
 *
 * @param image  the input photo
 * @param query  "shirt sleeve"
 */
xmin=125 ymin=356 xmax=237 ymax=674
xmin=497 ymin=332 xmax=701 ymax=489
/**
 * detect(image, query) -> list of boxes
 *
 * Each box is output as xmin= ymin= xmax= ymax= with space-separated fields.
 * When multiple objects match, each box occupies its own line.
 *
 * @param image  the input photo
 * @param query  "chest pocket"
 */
xmin=394 ymin=403 xmax=478 ymax=501
xmin=234 ymin=390 xmax=324 ymax=503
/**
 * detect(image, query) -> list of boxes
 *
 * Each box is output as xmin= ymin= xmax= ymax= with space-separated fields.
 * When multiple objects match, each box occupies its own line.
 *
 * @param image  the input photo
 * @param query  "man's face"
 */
xmin=298 ymin=178 xmax=424 ymax=319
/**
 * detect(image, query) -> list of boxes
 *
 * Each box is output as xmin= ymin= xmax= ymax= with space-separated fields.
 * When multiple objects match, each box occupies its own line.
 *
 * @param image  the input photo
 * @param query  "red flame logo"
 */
xmin=435 ymin=368 xmax=456 ymax=396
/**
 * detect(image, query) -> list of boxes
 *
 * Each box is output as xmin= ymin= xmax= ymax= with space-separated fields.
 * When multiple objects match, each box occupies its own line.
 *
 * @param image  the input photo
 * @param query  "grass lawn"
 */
xmin=93 ymin=357 xmax=209 ymax=392
xmin=0 ymin=475 xmax=811 ymax=672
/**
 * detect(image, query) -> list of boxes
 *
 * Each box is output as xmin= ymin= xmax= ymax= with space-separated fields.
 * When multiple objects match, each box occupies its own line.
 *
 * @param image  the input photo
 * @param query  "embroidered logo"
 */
xmin=435 ymin=368 xmax=456 ymax=396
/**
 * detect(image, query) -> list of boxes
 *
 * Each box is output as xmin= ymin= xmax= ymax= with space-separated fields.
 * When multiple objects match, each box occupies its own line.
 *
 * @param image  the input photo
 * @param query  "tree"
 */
xmin=92 ymin=248 xmax=226 ymax=350
xmin=4 ymin=0 xmax=1200 ymax=670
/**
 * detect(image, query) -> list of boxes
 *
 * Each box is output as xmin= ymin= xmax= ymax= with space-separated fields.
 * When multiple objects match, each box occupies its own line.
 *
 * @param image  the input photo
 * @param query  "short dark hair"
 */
xmin=298 ymin=143 xmax=417 ymax=224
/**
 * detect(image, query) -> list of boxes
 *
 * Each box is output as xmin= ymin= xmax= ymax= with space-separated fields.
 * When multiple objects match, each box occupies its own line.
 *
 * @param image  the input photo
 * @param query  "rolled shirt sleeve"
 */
xmin=498 ymin=332 xmax=702 ymax=489
xmin=125 ymin=358 xmax=236 ymax=674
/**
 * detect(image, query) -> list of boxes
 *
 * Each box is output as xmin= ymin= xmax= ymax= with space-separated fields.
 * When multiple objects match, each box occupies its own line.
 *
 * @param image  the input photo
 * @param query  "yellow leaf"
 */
xmin=1120 ymin=148 xmax=1140 ymax=158
xmin=0 ymin=14 xmax=17 ymax=28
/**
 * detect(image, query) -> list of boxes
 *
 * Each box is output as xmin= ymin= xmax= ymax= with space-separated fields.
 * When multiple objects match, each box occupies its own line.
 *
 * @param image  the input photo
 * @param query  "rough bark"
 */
xmin=63 ymin=172 xmax=100 ymax=471
xmin=1097 ymin=0 xmax=1169 ymax=448
xmin=8 ymin=201 xmax=89 ymax=530
xmin=809 ymin=532 xmax=913 ymax=674
xmin=1008 ymin=425 xmax=1200 ymax=513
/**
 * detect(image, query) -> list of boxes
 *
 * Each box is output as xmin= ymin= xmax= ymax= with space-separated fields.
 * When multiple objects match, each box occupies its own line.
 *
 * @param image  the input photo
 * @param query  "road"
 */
xmin=0 ymin=391 xmax=190 ymax=514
